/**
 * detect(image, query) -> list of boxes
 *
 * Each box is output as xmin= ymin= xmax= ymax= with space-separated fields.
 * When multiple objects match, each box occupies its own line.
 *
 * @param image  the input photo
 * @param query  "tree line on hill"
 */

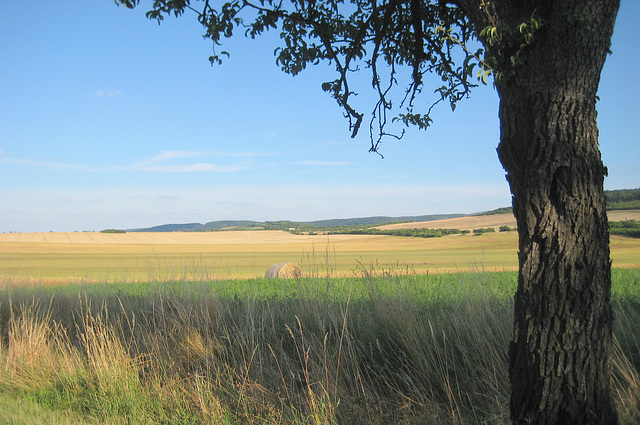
xmin=105 ymin=188 xmax=639 ymax=237
xmin=605 ymin=188 xmax=640 ymax=210
xmin=124 ymin=214 xmax=464 ymax=233
xmin=478 ymin=187 xmax=640 ymax=215
xmin=608 ymin=220 xmax=640 ymax=238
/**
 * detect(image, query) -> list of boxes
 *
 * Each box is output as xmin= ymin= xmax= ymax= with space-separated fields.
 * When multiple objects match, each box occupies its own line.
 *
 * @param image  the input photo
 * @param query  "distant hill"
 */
xmin=125 ymin=188 xmax=638 ymax=233
xmin=477 ymin=187 xmax=640 ymax=216
xmin=127 ymin=214 xmax=465 ymax=233
xmin=129 ymin=223 xmax=206 ymax=232
xmin=308 ymin=214 xmax=465 ymax=227
xmin=203 ymin=220 xmax=262 ymax=230
xmin=476 ymin=206 xmax=514 ymax=216
xmin=606 ymin=187 xmax=640 ymax=210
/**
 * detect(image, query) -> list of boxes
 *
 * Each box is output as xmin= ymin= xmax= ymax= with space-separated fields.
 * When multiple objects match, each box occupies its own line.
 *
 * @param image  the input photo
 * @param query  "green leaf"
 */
xmin=481 ymin=69 xmax=492 ymax=85
xmin=466 ymin=62 xmax=477 ymax=77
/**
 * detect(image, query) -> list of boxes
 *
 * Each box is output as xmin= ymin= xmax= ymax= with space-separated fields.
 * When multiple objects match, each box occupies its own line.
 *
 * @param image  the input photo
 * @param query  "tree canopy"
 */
xmin=118 ymin=0 xmax=498 ymax=153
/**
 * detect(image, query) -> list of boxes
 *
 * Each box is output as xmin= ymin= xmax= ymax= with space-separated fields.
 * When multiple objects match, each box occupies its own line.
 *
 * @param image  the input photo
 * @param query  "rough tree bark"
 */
xmin=459 ymin=1 xmax=621 ymax=423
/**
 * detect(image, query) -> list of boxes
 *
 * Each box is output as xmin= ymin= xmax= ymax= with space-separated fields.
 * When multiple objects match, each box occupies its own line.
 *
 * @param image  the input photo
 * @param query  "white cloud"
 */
xmin=0 ymin=150 xmax=251 ymax=173
xmin=93 ymin=89 xmax=123 ymax=97
xmin=139 ymin=163 xmax=245 ymax=172
xmin=133 ymin=150 xmax=248 ymax=173
xmin=0 ymin=155 xmax=93 ymax=171
xmin=143 ymin=150 xmax=202 ymax=162
xmin=300 ymin=160 xmax=349 ymax=166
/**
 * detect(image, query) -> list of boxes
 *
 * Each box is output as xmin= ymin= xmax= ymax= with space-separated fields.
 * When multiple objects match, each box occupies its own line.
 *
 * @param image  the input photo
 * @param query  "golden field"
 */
xmin=378 ymin=209 xmax=640 ymax=230
xmin=1 ymin=212 xmax=639 ymax=284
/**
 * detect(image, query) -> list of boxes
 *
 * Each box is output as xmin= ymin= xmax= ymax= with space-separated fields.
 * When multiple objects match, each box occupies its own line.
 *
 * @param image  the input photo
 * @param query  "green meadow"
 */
xmin=1 ymin=267 xmax=639 ymax=424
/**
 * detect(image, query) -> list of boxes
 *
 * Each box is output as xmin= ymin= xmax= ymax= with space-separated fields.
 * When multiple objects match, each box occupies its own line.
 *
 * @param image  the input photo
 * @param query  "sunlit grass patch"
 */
xmin=1 ymin=269 xmax=638 ymax=424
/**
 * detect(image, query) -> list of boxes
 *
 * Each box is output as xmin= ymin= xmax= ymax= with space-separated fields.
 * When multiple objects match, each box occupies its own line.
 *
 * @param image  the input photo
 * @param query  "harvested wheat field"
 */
xmin=378 ymin=212 xmax=518 ymax=231
xmin=378 ymin=209 xmax=640 ymax=231
xmin=0 ymin=230 xmax=373 ymax=246
xmin=0 ymin=231 xmax=510 ymax=283
xmin=1 ymin=212 xmax=639 ymax=284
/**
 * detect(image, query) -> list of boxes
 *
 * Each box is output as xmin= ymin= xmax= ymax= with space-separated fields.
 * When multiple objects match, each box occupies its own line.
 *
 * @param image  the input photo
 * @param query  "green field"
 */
xmin=1 ymin=270 xmax=639 ymax=424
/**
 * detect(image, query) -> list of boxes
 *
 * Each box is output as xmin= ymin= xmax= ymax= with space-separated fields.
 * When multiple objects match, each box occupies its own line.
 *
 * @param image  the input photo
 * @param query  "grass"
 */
xmin=1 ymin=268 xmax=639 ymax=424
xmin=0 ymin=394 xmax=101 ymax=425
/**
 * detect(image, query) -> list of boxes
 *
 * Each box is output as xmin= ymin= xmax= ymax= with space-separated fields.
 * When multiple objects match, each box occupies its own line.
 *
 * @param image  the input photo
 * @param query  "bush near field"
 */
xmin=472 ymin=227 xmax=496 ymax=234
xmin=333 ymin=227 xmax=463 ymax=238
xmin=610 ymin=220 xmax=640 ymax=238
xmin=606 ymin=188 xmax=640 ymax=210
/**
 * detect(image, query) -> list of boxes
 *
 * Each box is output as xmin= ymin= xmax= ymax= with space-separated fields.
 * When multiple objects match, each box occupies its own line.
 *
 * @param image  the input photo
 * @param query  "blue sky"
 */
xmin=1 ymin=1 xmax=638 ymax=233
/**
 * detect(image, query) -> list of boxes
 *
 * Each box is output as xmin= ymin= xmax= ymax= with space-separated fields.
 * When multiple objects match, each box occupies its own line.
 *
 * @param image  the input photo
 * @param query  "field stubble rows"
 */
xmin=1 ymin=212 xmax=639 ymax=284
xmin=1 ymin=230 xmax=521 ymax=284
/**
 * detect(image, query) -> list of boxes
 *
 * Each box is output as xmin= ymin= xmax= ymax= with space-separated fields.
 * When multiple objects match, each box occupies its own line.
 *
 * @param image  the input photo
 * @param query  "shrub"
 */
xmin=609 ymin=220 xmax=640 ymax=238
xmin=473 ymin=227 xmax=496 ymax=234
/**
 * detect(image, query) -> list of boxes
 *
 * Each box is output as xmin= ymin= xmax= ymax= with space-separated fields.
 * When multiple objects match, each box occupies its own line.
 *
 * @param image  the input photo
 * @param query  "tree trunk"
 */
xmin=490 ymin=1 xmax=621 ymax=424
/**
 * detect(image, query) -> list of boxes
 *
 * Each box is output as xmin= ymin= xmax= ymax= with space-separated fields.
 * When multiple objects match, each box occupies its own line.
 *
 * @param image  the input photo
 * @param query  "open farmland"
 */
xmin=378 ymin=209 xmax=640 ymax=231
xmin=0 ymin=230 xmax=520 ymax=283
xmin=1 ymin=215 xmax=639 ymax=424
xmin=2 ymin=211 xmax=639 ymax=284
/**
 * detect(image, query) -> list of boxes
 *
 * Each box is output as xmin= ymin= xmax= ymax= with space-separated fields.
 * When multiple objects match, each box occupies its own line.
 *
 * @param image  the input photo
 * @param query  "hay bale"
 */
xmin=264 ymin=262 xmax=302 ymax=279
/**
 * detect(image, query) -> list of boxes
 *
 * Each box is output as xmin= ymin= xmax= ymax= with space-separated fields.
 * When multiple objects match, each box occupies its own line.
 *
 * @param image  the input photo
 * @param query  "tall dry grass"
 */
xmin=0 ymin=272 xmax=638 ymax=424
